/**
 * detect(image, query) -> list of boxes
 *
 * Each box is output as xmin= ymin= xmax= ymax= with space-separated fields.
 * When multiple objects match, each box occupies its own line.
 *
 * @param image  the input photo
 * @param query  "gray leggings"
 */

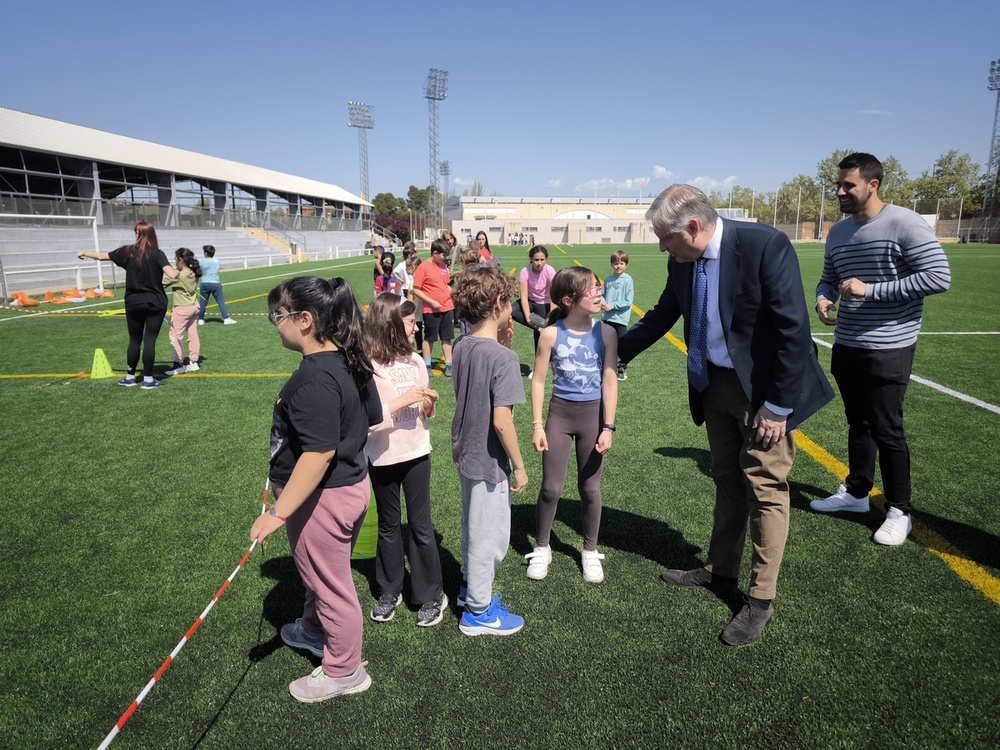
xmin=536 ymin=396 xmax=604 ymax=551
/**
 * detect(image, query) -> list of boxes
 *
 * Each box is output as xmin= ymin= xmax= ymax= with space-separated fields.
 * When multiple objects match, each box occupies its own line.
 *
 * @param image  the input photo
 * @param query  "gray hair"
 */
xmin=645 ymin=184 xmax=718 ymax=235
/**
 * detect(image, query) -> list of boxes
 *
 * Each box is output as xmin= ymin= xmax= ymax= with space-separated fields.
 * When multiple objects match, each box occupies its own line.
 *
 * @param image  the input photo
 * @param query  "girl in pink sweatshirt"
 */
xmin=363 ymin=294 xmax=447 ymax=627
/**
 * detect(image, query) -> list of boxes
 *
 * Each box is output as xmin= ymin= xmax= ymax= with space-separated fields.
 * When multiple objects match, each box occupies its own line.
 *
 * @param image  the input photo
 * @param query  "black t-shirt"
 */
xmin=269 ymin=350 xmax=382 ymax=488
xmin=108 ymin=245 xmax=170 ymax=308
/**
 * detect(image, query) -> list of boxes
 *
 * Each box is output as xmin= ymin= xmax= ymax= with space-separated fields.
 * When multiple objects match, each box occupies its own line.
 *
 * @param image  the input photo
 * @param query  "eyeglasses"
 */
xmin=584 ymin=285 xmax=604 ymax=299
xmin=270 ymin=310 xmax=303 ymax=325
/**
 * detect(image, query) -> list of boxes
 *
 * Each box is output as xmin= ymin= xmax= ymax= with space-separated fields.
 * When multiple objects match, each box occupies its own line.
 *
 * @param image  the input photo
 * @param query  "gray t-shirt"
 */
xmin=451 ymin=335 xmax=526 ymax=484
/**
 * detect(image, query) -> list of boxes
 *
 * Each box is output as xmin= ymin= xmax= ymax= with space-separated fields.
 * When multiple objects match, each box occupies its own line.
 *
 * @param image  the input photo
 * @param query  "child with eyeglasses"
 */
xmin=525 ymin=266 xmax=618 ymax=584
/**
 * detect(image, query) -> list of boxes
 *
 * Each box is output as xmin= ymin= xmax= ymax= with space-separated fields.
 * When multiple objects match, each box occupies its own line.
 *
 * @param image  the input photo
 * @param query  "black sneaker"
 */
xmin=370 ymin=592 xmax=402 ymax=622
xmin=416 ymin=593 xmax=448 ymax=627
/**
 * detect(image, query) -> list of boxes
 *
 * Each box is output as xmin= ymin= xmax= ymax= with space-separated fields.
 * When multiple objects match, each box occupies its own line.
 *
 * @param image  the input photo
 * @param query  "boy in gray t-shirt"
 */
xmin=451 ymin=266 xmax=529 ymax=636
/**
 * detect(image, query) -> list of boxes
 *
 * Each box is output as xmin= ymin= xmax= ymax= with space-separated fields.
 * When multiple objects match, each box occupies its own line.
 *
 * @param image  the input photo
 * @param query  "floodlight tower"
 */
xmin=981 ymin=59 xmax=1000 ymax=241
xmin=424 ymin=69 xmax=448 ymax=229
xmin=347 ymin=101 xmax=374 ymax=201
xmin=439 ymin=160 xmax=451 ymax=226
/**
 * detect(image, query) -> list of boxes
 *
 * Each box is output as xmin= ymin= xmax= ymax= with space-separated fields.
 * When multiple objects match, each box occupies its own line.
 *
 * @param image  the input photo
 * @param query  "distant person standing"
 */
xmin=77 ymin=221 xmax=179 ymax=390
xmin=812 ymin=152 xmax=951 ymax=546
xmin=475 ymin=231 xmax=493 ymax=263
xmin=411 ymin=239 xmax=455 ymax=377
xmin=164 ymin=248 xmax=203 ymax=375
xmin=601 ymin=250 xmax=635 ymax=381
xmin=198 ymin=245 xmax=237 ymax=325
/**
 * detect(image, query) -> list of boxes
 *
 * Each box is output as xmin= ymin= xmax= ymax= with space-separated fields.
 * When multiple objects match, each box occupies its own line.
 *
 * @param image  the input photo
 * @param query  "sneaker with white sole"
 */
xmin=117 ymin=376 xmax=137 ymax=387
xmin=873 ymin=507 xmax=912 ymax=546
xmin=416 ymin=593 xmax=448 ymax=627
xmin=810 ymin=484 xmax=869 ymax=513
xmin=280 ymin=618 xmax=324 ymax=658
xmin=165 ymin=365 xmax=187 ymax=376
xmin=197 ymin=319 xmax=204 ymax=326
xmin=140 ymin=378 xmax=164 ymax=390
xmin=186 ymin=362 xmax=200 ymax=372
xmin=223 ymin=317 xmax=238 ymax=325
xmin=370 ymin=592 xmax=402 ymax=622
xmin=459 ymin=593 xmax=523 ymax=636
xmin=289 ymin=664 xmax=371 ymax=703
xmin=582 ymin=549 xmax=605 ymax=583
xmin=525 ymin=546 xmax=552 ymax=580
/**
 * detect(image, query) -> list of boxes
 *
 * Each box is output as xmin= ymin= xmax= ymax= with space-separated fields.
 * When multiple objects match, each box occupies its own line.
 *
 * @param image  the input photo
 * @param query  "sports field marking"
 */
xmin=633 ymin=303 xmax=1000 ymax=608
xmin=811 ymin=336 xmax=1000 ymax=415
xmin=812 ymin=331 xmax=1000 ymax=336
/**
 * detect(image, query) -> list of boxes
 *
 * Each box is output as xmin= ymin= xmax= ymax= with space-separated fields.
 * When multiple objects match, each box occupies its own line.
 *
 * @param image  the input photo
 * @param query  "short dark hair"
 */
xmin=430 ymin=238 xmax=450 ymax=256
xmin=839 ymin=152 xmax=883 ymax=185
xmin=202 ymin=244 xmax=216 ymax=258
xmin=610 ymin=250 xmax=629 ymax=265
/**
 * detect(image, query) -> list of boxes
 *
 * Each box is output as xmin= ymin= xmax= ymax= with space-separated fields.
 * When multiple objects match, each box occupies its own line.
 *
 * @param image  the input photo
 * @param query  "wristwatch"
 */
xmin=601 ymin=423 xmax=616 ymax=432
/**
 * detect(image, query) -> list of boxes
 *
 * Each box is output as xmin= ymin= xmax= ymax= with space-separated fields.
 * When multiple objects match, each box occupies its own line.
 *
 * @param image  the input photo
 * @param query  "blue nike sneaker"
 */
xmin=458 ymin=593 xmax=523 ymax=636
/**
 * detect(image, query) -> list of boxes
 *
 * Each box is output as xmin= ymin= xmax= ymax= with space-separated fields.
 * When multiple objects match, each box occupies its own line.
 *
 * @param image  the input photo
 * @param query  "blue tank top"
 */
xmin=551 ymin=319 xmax=604 ymax=402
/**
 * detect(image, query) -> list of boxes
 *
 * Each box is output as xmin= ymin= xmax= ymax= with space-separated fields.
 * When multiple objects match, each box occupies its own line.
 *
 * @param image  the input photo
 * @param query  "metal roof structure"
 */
xmin=0 ymin=106 xmax=370 ymax=207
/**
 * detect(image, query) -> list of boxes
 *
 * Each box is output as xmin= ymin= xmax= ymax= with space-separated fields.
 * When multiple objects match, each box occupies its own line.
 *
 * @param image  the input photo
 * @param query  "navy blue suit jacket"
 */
xmin=619 ymin=220 xmax=833 ymax=430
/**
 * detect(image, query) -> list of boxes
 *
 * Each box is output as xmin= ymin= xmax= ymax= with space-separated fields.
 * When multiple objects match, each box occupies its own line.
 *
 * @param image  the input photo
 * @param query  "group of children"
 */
xmin=247 ymin=246 xmax=636 ymax=703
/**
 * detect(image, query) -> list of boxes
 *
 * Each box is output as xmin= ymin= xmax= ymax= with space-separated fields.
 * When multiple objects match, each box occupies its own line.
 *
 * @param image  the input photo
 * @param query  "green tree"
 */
xmin=406 ymin=185 xmax=433 ymax=214
xmin=372 ymin=192 xmax=404 ymax=216
xmin=911 ymin=150 xmax=980 ymax=201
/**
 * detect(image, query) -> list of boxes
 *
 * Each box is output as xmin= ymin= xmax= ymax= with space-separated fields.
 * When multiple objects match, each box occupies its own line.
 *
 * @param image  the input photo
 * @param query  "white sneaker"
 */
xmin=873 ymin=507 xmax=912 ymax=546
xmin=197 ymin=319 xmax=204 ymax=326
xmin=525 ymin=546 xmax=552 ymax=580
xmin=810 ymin=484 xmax=869 ymax=513
xmin=582 ymin=550 xmax=605 ymax=583
xmin=186 ymin=362 xmax=200 ymax=372
xmin=526 ymin=369 xmax=534 ymax=379
xmin=223 ymin=317 xmax=238 ymax=325
xmin=165 ymin=365 xmax=187 ymax=376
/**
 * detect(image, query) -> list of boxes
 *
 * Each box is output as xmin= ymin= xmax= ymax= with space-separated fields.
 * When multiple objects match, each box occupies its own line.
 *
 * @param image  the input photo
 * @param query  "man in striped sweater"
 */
xmin=812 ymin=152 xmax=951 ymax=546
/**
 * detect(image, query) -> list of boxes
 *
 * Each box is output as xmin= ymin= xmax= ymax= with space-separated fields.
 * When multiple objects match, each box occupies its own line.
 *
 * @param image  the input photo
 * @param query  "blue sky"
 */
xmin=3 ymin=1 xmax=998 ymax=200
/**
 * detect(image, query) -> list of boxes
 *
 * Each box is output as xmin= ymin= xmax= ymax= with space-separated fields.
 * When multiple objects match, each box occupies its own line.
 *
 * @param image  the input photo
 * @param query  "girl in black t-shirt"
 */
xmin=77 ymin=221 xmax=178 ymax=389
xmin=249 ymin=276 xmax=382 ymax=704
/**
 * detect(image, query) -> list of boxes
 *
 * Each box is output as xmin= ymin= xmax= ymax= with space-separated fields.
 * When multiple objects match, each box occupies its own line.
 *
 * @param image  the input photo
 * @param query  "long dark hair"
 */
xmin=124 ymin=221 xmax=159 ymax=264
xmin=546 ymin=266 xmax=597 ymax=326
xmin=176 ymin=247 xmax=203 ymax=278
xmin=475 ymin=231 xmax=490 ymax=251
xmin=267 ymin=276 xmax=373 ymax=385
xmin=364 ymin=293 xmax=414 ymax=366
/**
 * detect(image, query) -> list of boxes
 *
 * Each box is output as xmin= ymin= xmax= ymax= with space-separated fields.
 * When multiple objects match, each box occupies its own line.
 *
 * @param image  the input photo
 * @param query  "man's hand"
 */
xmin=816 ymin=298 xmax=838 ymax=326
xmin=752 ymin=405 xmax=787 ymax=449
xmin=839 ymin=278 xmax=867 ymax=302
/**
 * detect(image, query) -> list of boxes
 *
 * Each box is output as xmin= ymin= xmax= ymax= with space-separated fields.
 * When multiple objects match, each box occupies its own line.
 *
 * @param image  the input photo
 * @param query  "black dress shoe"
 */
xmin=720 ymin=599 xmax=773 ymax=646
xmin=661 ymin=567 xmax=737 ymax=592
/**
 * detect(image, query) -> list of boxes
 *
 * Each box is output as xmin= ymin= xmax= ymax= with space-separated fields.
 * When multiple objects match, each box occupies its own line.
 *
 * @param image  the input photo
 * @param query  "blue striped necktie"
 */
xmin=688 ymin=257 xmax=710 ymax=392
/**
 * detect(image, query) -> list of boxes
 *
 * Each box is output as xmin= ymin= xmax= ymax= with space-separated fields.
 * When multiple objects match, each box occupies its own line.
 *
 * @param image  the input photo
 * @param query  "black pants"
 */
xmin=606 ymin=321 xmax=627 ymax=372
xmin=124 ymin=302 xmax=167 ymax=377
xmin=369 ymin=455 xmax=443 ymax=605
xmin=511 ymin=298 xmax=548 ymax=353
xmin=831 ymin=343 xmax=915 ymax=514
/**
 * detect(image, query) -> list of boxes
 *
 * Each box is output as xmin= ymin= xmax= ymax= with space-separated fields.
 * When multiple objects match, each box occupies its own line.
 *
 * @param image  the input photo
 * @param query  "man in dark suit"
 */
xmin=619 ymin=184 xmax=833 ymax=646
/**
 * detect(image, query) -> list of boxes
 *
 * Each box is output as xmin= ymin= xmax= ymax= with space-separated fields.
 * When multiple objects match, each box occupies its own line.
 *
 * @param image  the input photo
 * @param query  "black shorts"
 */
xmin=423 ymin=310 xmax=455 ymax=343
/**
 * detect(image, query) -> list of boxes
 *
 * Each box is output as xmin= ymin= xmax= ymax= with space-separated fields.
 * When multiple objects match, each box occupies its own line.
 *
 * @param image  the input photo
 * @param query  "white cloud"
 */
xmin=653 ymin=165 xmax=677 ymax=180
xmin=573 ymin=178 xmax=617 ymax=193
xmin=856 ymin=109 xmax=890 ymax=116
xmin=546 ymin=177 xmax=564 ymax=188
xmin=617 ymin=177 xmax=650 ymax=191
xmin=689 ymin=175 xmax=739 ymax=193
xmin=453 ymin=177 xmax=475 ymax=186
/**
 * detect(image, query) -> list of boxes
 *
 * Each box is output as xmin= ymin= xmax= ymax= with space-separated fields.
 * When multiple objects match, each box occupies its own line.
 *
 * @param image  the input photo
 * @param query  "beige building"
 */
xmin=445 ymin=195 xmax=656 ymax=246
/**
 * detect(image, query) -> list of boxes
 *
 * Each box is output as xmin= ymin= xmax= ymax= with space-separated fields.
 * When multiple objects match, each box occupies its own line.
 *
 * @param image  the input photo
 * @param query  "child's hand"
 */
xmin=533 ymin=428 xmax=547 ymax=452
xmin=406 ymin=386 xmax=431 ymax=405
xmin=498 ymin=318 xmax=514 ymax=348
xmin=600 ymin=301 xmax=611 ymax=312
xmin=424 ymin=388 xmax=440 ymax=404
xmin=250 ymin=511 xmax=285 ymax=546
xmin=510 ymin=467 xmax=528 ymax=493
xmin=596 ymin=429 xmax=613 ymax=454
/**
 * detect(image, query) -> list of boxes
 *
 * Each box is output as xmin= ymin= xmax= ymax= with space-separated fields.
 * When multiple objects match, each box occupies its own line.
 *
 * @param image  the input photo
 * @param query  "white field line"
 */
xmin=813 ymin=331 xmax=1000 ymax=336
xmin=0 ymin=258 xmax=371 ymax=324
xmin=812 ymin=336 xmax=1000 ymax=415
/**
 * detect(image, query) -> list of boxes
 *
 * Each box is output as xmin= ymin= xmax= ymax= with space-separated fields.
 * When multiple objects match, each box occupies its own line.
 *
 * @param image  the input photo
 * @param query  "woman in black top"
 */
xmin=78 ymin=221 xmax=179 ymax=389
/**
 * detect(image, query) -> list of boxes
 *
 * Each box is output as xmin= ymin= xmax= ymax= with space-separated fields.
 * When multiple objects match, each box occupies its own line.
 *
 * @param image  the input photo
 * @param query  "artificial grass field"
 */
xmin=1 ymin=242 xmax=998 ymax=749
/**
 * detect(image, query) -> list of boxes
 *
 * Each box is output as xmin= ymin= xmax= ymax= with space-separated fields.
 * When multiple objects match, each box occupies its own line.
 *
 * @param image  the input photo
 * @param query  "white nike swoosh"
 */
xmin=479 ymin=618 xmax=503 ymax=628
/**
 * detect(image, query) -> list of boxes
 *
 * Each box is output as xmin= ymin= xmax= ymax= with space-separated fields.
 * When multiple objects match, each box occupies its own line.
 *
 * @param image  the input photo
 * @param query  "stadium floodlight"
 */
xmin=980 ymin=58 xmax=1000 ymax=241
xmin=424 ymin=69 xmax=448 ymax=229
xmin=348 ymin=102 xmax=374 ymax=201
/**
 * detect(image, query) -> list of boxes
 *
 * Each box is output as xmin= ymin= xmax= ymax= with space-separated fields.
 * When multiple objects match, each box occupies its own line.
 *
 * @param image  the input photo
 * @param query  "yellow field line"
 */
xmin=638 ymin=304 xmax=1000 ymax=607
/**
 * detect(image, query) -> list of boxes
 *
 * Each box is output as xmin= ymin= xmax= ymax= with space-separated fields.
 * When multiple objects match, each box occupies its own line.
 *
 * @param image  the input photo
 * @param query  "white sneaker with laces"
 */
xmin=525 ymin=546 xmax=552 ymax=580
xmin=810 ymin=484 xmax=869 ymax=513
xmin=186 ymin=362 xmax=200 ymax=372
xmin=873 ymin=507 xmax=912 ymax=546
xmin=582 ymin=550 xmax=605 ymax=583
xmin=197 ymin=319 xmax=204 ymax=326
xmin=223 ymin=317 xmax=238 ymax=325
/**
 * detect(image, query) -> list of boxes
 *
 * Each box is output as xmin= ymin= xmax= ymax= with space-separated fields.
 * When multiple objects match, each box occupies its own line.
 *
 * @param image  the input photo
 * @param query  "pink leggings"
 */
xmin=168 ymin=304 xmax=200 ymax=364
xmin=278 ymin=477 xmax=370 ymax=677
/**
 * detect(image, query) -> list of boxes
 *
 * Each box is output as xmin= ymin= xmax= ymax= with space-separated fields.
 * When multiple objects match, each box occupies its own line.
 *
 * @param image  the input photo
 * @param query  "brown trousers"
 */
xmin=701 ymin=366 xmax=794 ymax=601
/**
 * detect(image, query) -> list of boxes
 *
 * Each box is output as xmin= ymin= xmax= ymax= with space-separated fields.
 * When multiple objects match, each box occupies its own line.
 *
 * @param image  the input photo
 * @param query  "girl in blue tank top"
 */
xmin=526 ymin=266 xmax=619 ymax=584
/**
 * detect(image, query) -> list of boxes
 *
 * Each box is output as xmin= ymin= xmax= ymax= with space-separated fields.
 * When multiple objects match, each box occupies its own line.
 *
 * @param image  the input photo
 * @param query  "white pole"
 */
xmin=956 ymin=197 xmax=964 ymax=241
xmin=91 ymin=217 xmax=105 ymax=290
xmin=794 ymin=186 xmax=802 ymax=240
xmin=750 ymin=189 xmax=755 ymax=220
xmin=243 ymin=257 xmax=248 ymax=270
xmin=76 ymin=267 xmax=83 ymax=291
xmin=773 ymin=190 xmax=779 ymax=227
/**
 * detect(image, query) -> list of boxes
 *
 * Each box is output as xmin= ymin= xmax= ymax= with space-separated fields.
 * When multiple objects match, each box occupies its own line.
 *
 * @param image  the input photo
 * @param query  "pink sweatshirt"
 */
xmin=367 ymin=352 xmax=433 ymax=466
